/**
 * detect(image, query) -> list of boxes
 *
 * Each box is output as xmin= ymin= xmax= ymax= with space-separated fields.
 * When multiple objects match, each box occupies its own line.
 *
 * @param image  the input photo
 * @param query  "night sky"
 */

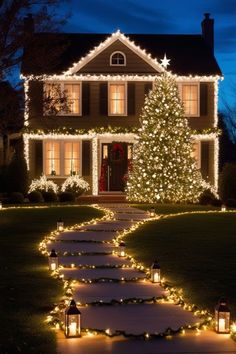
xmin=59 ymin=0 xmax=236 ymax=110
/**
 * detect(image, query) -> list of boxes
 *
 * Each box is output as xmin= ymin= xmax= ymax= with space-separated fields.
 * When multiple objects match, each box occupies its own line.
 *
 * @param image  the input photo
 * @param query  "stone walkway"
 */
xmin=51 ymin=204 xmax=236 ymax=353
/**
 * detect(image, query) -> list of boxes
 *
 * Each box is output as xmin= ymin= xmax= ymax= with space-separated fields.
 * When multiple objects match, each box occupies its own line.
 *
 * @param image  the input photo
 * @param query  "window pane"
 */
xmin=64 ymin=142 xmax=80 ymax=175
xmin=182 ymin=85 xmax=198 ymax=116
xmin=109 ymin=84 xmax=125 ymax=115
xmin=64 ymin=84 xmax=80 ymax=114
xmin=191 ymin=141 xmax=200 ymax=168
xmin=44 ymin=83 xmax=61 ymax=113
xmin=111 ymin=53 xmax=125 ymax=65
xmin=45 ymin=141 xmax=60 ymax=175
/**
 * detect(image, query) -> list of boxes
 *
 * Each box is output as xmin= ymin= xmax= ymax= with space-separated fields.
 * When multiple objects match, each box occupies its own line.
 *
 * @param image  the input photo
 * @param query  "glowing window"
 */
xmin=182 ymin=84 xmax=199 ymax=116
xmin=109 ymin=83 xmax=126 ymax=115
xmin=191 ymin=141 xmax=201 ymax=169
xmin=64 ymin=83 xmax=81 ymax=114
xmin=110 ymin=52 xmax=126 ymax=66
xmin=64 ymin=142 xmax=80 ymax=176
xmin=45 ymin=141 xmax=60 ymax=176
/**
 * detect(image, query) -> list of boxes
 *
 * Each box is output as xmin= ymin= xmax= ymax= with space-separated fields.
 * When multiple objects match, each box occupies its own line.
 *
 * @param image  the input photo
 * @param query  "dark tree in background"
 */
xmin=0 ymin=0 xmax=68 ymax=171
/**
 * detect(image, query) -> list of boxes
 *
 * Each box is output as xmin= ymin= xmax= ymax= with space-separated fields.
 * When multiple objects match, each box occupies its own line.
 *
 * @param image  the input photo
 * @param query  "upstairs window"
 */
xmin=44 ymin=82 xmax=81 ymax=116
xmin=108 ymin=83 xmax=127 ymax=116
xmin=64 ymin=83 xmax=81 ymax=114
xmin=110 ymin=51 xmax=126 ymax=66
xmin=181 ymin=84 xmax=199 ymax=117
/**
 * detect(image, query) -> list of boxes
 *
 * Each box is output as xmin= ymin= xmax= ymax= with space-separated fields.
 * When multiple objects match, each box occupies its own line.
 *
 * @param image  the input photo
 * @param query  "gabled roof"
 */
xmin=21 ymin=32 xmax=222 ymax=76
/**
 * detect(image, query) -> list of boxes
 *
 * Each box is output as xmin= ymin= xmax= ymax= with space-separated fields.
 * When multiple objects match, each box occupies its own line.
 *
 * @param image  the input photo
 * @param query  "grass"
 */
xmin=0 ymin=205 xmax=104 ymax=353
xmin=125 ymin=208 xmax=236 ymax=319
xmin=132 ymin=203 xmax=218 ymax=214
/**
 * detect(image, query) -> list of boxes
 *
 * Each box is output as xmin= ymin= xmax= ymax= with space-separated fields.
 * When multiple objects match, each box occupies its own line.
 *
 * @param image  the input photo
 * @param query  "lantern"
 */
xmin=0 ymin=201 xmax=2 ymax=209
xmin=150 ymin=261 xmax=161 ymax=283
xmin=119 ymin=241 xmax=126 ymax=257
xmin=57 ymin=218 xmax=64 ymax=232
xmin=215 ymin=298 xmax=230 ymax=333
xmin=149 ymin=208 xmax=155 ymax=217
xmin=48 ymin=249 xmax=58 ymax=271
xmin=221 ymin=204 xmax=226 ymax=212
xmin=65 ymin=299 xmax=81 ymax=338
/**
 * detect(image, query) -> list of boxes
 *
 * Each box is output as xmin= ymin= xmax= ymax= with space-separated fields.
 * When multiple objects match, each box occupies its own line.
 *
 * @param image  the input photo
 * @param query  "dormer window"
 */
xmin=110 ymin=51 xmax=126 ymax=66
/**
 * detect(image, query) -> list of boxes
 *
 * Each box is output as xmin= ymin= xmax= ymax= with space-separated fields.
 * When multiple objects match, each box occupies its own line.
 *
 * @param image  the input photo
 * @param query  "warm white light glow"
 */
xmin=219 ymin=318 xmax=226 ymax=332
xmin=50 ymin=262 xmax=56 ymax=271
xmin=154 ymin=272 xmax=160 ymax=282
xmin=69 ymin=322 xmax=77 ymax=336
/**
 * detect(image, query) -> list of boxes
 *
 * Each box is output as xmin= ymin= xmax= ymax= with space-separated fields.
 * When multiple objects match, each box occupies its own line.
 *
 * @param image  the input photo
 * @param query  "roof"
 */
xmin=21 ymin=33 xmax=222 ymax=76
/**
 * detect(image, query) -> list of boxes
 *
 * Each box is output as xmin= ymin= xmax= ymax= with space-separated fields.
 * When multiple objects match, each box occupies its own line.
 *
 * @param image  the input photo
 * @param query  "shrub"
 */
xmin=199 ymin=189 xmax=219 ymax=206
xmin=5 ymin=154 xmax=29 ymax=195
xmin=42 ymin=191 xmax=58 ymax=202
xmin=29 ymin=174 xmax=59 ymax=194
xmin=28 ymin=191 xmax=44 ymax=203
xmin=225 ymin=198 xmax=236 ymax=208
xmin=59 ymin=191 xmax=76 ymax=202
xmin=219 ymin=163 xmax=236 ymax=202
xmin=9 ymin=192 xmax=24 ymax=204
xmin=61 ymin=175 xmax=90 ymax=196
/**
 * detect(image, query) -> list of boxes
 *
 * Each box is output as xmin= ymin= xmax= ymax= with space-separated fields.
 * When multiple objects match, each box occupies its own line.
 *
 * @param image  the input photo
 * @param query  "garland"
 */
xmin=23 ymin=126 xmax=139 ymax=136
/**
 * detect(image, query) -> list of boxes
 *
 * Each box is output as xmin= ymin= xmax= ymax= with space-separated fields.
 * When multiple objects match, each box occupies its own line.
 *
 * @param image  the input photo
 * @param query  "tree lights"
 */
xmin=215 ymin=298 xmax=231 ymax=334
xmin=127 ymin=73 xmax=207 ymax=203
xmin=64 ymin=299 xmax=81 ymax=338
xmin=48 ymin=249 xmax=59 ymax=271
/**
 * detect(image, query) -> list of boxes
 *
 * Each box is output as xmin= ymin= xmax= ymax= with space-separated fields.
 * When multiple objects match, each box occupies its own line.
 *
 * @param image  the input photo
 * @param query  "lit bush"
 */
xmin=29 ymin=174 xmax=59 ymax=194
xmin=61 ymin=175 xmax=90 ymax=196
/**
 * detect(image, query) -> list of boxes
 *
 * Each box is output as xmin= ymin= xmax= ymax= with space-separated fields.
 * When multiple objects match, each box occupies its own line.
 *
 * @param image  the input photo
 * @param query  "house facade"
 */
xmin=21 ymin=14 xmax=222 ymax=195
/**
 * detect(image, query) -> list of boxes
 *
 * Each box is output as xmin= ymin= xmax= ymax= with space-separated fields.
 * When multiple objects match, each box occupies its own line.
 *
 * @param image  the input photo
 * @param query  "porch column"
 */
xmin=92 ymin=137 xmax=98 ymax=195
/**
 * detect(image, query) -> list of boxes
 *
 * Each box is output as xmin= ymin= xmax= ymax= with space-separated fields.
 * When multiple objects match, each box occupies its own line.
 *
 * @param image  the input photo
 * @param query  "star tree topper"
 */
xmin=160 ymin=54 xmax=171 ymax=69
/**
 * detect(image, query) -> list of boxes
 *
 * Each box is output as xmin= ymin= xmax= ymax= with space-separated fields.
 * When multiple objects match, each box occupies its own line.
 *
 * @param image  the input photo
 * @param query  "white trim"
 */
xmin=108 ymin=82 xmax=127 ymax=116
xmin=179 ymin=82 xmax=200 ymax=117
xmin=110 ymin=51 xmax=126 ymax=66
xmin=63 ymin=30 xmax=165 ymax=75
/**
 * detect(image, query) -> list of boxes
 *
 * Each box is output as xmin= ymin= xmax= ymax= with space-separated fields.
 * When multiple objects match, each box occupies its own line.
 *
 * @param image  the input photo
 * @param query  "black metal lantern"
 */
xmin=119 ymin=241 xmax=126 ymax=257
xmin=48 ymin=249 xmax=58 ymax=271
xmin=149 ymin=208 xmax=155 ymax=217
xmin=150 ymin=260 xmax=161 ymax=283
xmin=65 ymin=299 xmax=81 ymax=338
xmin=215 ymin=298 xmax=230 ymax=333
xmin=57 ymin=218 xmax=64 ymax=232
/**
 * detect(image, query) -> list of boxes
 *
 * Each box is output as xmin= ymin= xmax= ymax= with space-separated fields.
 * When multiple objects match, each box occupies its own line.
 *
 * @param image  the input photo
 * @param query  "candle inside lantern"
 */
xmin=69 ymin=321 xmax=77 ymax=336
xmin=219 ymin=318 xmax=226 ymax=332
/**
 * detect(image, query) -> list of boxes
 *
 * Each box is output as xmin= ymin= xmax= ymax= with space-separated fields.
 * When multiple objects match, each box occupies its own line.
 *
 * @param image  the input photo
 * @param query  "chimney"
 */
xmin=201 ymin=13 xmax=214 ymax=52
xmin=24 ymin=13 xmax=34 ymax=36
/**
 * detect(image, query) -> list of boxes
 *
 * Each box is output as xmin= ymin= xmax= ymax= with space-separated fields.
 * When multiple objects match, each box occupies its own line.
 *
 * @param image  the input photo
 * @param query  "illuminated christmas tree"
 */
xmin=126 ymin=73 xmax=205 ymax=203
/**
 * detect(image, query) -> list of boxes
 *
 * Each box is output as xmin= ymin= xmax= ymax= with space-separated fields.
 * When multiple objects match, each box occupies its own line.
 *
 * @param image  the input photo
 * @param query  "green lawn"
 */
xmin=126 ymin=209 xmax=236 ymax=319
xmin=0 ymin=205 xmax=104 ymax=353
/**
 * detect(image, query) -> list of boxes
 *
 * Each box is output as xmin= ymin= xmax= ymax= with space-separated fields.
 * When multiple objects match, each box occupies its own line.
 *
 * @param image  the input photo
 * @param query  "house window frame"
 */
xmin=110 ymin=51 xmax=126 ymax=66
xmin=44 ymin=81 xmax=82 ymax=116
xmin=179 ymin=82 xmax=200 ymax=117
xmin=43 ymin=140 xmax=82 ymax=177
xmin=108 ymin=82 xmax=127 ymax=116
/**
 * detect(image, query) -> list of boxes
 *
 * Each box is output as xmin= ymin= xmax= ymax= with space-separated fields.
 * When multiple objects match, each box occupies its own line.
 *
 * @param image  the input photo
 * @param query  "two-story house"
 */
xmin=21 ymin=13 xmax=222 ymax=196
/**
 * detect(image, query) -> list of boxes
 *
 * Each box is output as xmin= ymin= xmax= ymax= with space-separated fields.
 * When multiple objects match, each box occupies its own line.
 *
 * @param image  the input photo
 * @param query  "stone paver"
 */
xmin=73 ymin=281 xmax=166 ymax=303
xmin=59 ymin=267 xmax=145 ymax=281
xmin=57 ymin=230 xmax=117 ymax=242
xmin=59 ymin=255 xmax=132 ymax=267
xmin=55 ymin=203 xmax=236 ymax=354
xmin=47 ymin=242 xmax=114 ymax=254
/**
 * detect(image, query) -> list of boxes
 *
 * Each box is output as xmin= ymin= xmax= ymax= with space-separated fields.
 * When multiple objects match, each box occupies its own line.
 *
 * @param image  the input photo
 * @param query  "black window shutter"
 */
xmin=82 ymin=82 xmax=90 ymax=116
xmin=128 ymin=82 xmax=135 ymax=115
xmin=82 ymin=140 xmax=91 ymax=176
xmin=34 ymin=140 xmax=43 ymax=177
xmin=200 ymin=83 xmax=208 ymax=116
xmin=144 ymin=83 xmax=152 ymax=95
xmin=99 ymin=83 xmax=108 ymax=115
xmin=201 ymin=141 xmax=209 ymax=180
